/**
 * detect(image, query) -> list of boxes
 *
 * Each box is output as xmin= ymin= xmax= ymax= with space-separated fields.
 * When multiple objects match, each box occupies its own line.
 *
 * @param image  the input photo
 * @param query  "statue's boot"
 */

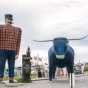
xmin=0 ymin=77 xmax=5 ymax=84
xmin=9 ymin=77 xmax=17 ymax=83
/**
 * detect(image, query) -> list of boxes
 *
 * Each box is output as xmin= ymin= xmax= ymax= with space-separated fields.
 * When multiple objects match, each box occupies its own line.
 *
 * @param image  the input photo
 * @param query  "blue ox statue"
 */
xmin=33 ymin=35 xmax=88 ymax=87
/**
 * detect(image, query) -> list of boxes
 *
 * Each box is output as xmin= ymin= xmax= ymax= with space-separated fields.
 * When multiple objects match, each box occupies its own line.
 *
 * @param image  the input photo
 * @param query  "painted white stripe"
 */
xmin=70 ymin=73 xmax=75 ymax=87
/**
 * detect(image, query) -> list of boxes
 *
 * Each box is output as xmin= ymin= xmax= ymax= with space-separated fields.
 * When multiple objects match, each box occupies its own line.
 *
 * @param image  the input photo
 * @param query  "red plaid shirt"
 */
xmin=0 ymin=25 xmax=22 ymax=55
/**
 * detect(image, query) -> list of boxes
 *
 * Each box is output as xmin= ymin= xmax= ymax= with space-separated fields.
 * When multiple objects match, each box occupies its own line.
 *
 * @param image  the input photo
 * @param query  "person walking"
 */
xmin=81 ymin=64 xmax=84 ymax=74
xmin=44 ymin=63 xmax=48 ymax=77
xmin=38 ymin=68 xmax=42 ymax=78
xmin=63 ymin=67 xmax=67 ymax=76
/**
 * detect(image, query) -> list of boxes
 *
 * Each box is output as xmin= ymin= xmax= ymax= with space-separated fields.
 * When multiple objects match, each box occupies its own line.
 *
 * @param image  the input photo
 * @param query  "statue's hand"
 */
xmin=15 ymin=55 xmax=18 ymax=60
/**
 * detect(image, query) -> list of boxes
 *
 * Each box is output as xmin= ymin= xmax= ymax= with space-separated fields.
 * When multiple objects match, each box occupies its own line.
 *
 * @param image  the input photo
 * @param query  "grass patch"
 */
xmin=3 ymin=76 xmax=22 ymax=81
xmin=17 ymin=78 xmax=32 ymax=83
xmin=84 ymin=71 xmax=88 ymax=74
xmin=3 ymin=75 xmax=36 ymax=82
xmin=3 ymin=76 xmax=9 ymax=81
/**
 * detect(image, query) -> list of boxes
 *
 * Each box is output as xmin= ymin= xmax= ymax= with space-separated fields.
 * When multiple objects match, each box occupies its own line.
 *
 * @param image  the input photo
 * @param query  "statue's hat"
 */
xmin=5 ymin=14 xmax=13 ymax=20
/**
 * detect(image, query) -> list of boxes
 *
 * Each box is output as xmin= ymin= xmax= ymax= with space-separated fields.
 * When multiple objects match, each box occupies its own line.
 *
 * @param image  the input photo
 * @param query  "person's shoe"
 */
xmin=48 ymin=81 xmax=52 ymax=83
xmin=9 ymin=80 xmax=18 ymax=83
xmin=0 ymin=80 xmax=5 ymax=84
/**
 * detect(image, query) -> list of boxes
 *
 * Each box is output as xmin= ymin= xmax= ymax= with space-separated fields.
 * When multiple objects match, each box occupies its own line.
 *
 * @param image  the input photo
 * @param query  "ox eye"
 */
xmin=66 ymin=43 xmax=68 ymax=46
xmin=53 ymin=43 xmax=55 ymax=46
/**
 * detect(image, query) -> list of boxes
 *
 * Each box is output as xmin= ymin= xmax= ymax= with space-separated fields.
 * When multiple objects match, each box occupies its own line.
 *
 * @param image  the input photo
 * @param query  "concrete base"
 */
xmin=5 ymin=83 xmax=25 ymax=87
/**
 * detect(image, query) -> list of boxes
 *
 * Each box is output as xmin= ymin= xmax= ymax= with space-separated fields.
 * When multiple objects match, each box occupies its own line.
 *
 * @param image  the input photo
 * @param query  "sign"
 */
xmin=23 ymin=57 xmax=31 ymax=59
xmin=22 ymin=47 xmax=32 ymax=82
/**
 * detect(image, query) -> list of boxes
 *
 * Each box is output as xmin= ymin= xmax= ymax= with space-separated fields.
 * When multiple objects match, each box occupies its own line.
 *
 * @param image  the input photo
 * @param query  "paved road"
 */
xmin=1 ymin=75 xmax=88 ymax=88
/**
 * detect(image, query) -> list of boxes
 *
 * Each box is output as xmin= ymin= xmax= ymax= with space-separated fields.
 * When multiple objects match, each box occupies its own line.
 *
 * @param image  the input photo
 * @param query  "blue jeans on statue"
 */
xmin=0 ymin=50 xmax=16 ymax=77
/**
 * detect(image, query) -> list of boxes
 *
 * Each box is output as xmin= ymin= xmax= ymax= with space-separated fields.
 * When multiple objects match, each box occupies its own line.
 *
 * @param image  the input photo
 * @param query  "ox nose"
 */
xmin=56 ymin=55 xmax=65 ymax=59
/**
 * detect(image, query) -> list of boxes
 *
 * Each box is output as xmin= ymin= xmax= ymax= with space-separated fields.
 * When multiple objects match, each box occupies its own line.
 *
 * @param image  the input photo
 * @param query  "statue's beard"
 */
xmin=7 ymin=21 xmax=13 ymax=24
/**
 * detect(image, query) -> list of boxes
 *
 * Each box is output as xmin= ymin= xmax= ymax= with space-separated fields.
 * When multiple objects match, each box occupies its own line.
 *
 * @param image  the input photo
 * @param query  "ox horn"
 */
xmin=32 ymin=39 xmax=53 ymax=42
xmin=32 ymin=35 xmax=88 ymax=42
xmin=68 ymin=35 xmax=88 ymax=40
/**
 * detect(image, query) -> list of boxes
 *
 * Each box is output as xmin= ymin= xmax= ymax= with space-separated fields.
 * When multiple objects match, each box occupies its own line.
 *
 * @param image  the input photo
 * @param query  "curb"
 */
xmin=5 ymin=83 xmax=25 ymax=87
xmin=31 ymin=74 xmax=88 ymax=81
xmin=3 ymin=74 xmax=88 ymax=82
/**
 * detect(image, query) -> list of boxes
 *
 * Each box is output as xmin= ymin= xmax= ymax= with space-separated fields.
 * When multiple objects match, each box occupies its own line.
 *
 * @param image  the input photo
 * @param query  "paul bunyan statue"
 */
xmin=0 ymin=14 xmax=22 ymax=84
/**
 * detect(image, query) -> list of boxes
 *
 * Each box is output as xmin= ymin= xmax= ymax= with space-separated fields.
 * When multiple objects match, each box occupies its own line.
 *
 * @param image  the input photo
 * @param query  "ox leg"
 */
xmin=66 ymin=66 xmax=70 ymax=78
xmin=49 ymin=59 xmax=54 ymax=82
xmin=68 ymin=60 xmax=75 ymax=88
xmin=52 ymin=65 xmax=56 ymax=79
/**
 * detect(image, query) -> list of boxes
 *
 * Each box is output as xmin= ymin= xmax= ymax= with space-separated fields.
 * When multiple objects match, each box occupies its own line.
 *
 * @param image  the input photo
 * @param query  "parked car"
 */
xmin=74 ymin=67 xmax=81 ymax=74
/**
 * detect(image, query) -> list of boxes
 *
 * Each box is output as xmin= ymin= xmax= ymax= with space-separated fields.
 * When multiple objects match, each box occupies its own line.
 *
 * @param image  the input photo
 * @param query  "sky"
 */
xmin=0 ymin=0 xmax=88 ymax=67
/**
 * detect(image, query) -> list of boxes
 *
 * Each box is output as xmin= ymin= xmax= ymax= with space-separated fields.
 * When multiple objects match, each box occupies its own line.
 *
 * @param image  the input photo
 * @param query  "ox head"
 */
xmin=53 ymin=37 xmax=68 ymax=59
xmin=33 ymin=35 xmax=88 ymax=59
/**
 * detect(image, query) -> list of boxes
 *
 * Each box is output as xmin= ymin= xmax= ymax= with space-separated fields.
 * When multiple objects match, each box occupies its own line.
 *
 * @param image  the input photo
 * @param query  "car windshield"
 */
xmin=76 ymin=67 xmax=80 ymax=70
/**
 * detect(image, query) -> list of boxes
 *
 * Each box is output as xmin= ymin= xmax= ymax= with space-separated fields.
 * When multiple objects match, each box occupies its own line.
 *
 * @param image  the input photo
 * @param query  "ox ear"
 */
xmin=32 ymin=39 xmax=53 ymax=42
xmin=68 ymin=35 xmax=88 ymax=40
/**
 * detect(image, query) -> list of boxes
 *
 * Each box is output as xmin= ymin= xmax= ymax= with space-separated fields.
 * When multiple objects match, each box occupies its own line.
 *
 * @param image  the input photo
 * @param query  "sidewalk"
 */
xmin=4 ymin=74 xmax=88 ymax=82
xmin=32 ymin=74 xmax=88 ymax=81
xmin=1 ymin=74 xmax=88 ymax=88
